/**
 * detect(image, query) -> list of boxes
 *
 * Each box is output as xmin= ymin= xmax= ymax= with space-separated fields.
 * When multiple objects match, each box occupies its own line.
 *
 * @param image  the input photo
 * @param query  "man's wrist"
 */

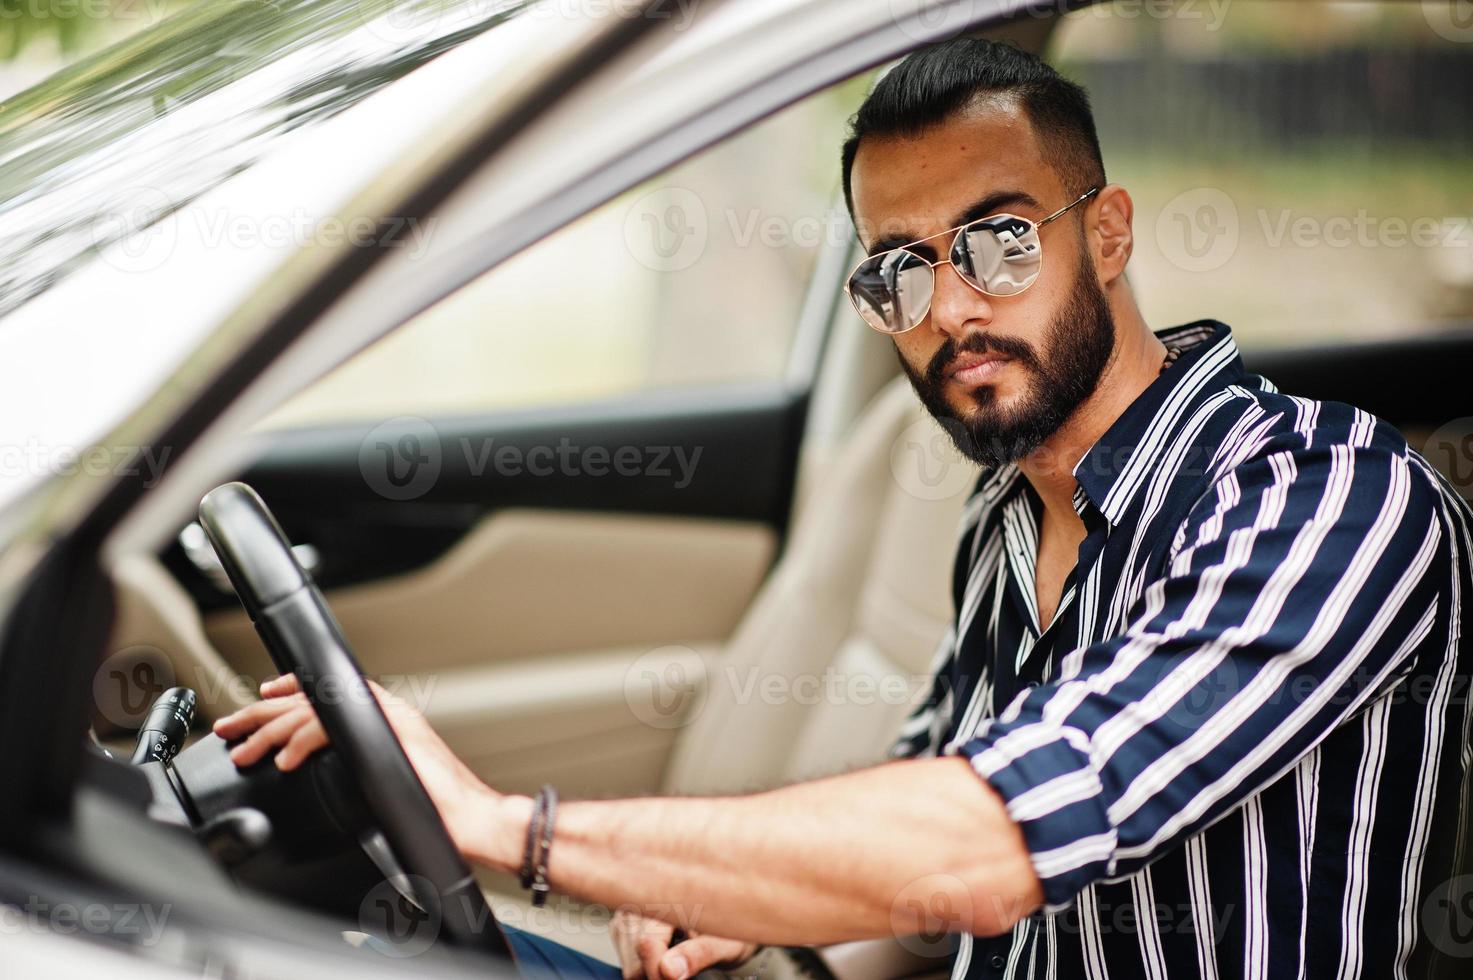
xmin=461 ymin=789 xmax=534 ymax=875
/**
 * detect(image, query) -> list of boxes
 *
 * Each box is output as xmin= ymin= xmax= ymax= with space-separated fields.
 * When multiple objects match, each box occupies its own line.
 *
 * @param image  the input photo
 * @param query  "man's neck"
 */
xmin=1017 ymin=300 xmax=1166 ymax=528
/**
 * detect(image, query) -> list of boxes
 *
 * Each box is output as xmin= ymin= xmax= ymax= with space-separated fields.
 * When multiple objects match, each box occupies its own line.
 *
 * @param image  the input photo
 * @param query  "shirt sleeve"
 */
xmin=955 ymin=437 xmax=1450 ymax=910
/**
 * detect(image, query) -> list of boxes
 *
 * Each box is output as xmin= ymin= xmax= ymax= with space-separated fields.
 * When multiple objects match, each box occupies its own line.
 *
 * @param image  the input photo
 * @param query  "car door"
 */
xmin=152 ymin=77 xmax=867 ymax=800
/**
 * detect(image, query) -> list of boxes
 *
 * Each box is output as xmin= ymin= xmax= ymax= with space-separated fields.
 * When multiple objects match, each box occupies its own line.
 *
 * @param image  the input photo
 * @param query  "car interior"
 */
xmin=12 ymin=0 xmax=1471 ymax=975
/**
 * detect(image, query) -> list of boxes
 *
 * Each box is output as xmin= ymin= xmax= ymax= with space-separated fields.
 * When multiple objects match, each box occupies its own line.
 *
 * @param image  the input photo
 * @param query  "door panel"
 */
xmin=409 ymin=645 xmax=709 ymax=800
xmin=197 ymin=510 xmax=766 ymax=796
xmin=159 ymin=384 xmax=801 ymax=798
xmin=202 ymin=510 xmax=774 ymax=677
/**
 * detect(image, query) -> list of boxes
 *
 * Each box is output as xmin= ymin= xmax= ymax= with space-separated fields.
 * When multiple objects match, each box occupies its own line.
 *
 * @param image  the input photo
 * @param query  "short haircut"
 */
xmin=840 ymin=37 xmax=1106 ymax=217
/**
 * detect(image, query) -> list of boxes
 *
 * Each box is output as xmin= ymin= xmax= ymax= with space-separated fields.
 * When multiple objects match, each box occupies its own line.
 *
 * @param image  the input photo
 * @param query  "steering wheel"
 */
xmin=198 ymin=481 xmax=510 ymax=957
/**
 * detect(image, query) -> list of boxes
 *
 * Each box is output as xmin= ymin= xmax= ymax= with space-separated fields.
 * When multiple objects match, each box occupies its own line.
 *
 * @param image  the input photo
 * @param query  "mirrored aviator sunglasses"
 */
xmin=845 ymin=187 xmax=1099 ymax=335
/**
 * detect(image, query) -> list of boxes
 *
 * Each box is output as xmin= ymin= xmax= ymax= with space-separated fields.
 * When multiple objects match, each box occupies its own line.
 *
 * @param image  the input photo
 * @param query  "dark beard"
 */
xmin=899 ymin=262 xmax=1116 ymax=470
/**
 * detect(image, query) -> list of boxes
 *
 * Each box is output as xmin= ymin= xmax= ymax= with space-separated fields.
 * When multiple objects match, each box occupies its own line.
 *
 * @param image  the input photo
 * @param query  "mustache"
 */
xmin=924 ymin=331 xmax=1041 ymax=388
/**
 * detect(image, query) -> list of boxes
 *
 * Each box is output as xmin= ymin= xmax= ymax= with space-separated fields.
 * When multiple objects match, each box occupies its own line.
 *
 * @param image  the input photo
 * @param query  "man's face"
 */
xmin=849 ymin=98 xmax=1116 ymax=469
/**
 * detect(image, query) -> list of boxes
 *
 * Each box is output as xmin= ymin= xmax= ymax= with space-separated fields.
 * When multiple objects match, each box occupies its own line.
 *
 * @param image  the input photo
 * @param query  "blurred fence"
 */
xmin=1071 ymin=44 xmax=1473 ymax=157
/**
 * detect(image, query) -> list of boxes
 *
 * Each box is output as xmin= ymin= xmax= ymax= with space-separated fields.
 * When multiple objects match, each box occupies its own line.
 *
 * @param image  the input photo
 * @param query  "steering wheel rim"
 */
xmin=198 ymin=481 xmax=510 ymax=958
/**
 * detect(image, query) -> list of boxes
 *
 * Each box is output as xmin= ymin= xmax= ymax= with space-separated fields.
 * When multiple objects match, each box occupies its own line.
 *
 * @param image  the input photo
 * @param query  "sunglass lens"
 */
xmin=848 ymin=249 xmax=934 ymax=334
xmin=951 ymin=216 xmax=1043 ymax=296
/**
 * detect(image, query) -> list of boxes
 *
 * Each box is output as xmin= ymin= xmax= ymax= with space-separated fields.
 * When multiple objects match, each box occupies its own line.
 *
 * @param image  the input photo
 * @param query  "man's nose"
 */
xmin=926 ymin=260 xmax=994 ymax=339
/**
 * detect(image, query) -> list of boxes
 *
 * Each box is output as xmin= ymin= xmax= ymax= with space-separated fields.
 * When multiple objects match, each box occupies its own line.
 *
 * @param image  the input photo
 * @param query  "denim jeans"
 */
xmin=502 ymin=923 xmax=623 ymax=980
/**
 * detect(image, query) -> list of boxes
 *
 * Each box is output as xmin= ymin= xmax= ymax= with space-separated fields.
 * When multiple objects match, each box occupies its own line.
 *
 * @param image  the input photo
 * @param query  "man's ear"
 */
xmin=1091 ymin=184 xmax=1133 ymax=286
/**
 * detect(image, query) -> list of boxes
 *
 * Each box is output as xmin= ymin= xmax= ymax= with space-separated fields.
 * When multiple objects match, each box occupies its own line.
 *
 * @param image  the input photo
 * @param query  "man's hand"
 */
xmin=212 ymin=674 xmax=499 ymax=858
xmin=611 ymin=908 xmax=757 ymax=980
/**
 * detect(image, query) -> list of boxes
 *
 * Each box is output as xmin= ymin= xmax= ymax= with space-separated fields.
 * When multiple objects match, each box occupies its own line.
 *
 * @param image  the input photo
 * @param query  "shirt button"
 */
xmin=989 ymin=954 xmax=1006 ymax=970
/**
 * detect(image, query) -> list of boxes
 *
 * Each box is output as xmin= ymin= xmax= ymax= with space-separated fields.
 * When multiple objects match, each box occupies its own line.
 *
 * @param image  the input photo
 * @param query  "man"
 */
xmin=217 ymin=38 xmax=1473 ymax=979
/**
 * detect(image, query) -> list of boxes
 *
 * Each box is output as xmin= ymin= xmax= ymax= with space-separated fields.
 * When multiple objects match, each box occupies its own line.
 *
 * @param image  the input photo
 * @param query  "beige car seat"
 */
xmin=501 ymin=376 xmax=976 ymax=975
xmin=664 ymin=374 xmax=973 ymax=794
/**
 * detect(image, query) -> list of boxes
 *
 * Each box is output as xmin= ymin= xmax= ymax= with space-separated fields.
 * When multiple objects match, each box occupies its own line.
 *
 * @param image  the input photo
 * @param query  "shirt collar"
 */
xmin=1072 ymin=319 xmax=1245 ymax=526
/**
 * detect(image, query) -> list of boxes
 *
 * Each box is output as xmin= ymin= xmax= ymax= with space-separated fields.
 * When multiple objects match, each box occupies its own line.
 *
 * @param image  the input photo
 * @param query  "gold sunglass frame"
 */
xmin=844 ymin=186 xmax=1100 ymax=335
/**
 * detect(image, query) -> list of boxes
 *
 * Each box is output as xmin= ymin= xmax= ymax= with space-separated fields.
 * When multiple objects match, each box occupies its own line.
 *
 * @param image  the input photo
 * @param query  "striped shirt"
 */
xmin=892 ymin=320 xmax=1473 ymax=979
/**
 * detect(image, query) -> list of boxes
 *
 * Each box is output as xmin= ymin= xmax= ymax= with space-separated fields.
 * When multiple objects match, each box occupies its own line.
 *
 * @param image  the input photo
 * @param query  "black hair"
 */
xmin=840 ymin=37 xmax=1105 ymax=218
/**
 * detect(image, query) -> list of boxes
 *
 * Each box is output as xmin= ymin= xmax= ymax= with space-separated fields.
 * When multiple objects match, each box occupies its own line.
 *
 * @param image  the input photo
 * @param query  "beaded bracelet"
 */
xmin=519 ymin=784 xmax=558 ymax=907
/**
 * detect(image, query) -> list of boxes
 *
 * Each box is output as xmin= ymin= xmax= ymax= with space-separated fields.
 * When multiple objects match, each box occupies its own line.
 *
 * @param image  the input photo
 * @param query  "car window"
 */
xmin=1050 ymin=0 xmax=1473 ymax=348
xmin=259 ymin=74 xmax=872 ymax=428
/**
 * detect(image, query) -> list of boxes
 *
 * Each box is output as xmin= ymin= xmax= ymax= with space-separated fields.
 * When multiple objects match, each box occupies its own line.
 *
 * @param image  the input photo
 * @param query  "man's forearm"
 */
xmin=467 ymin=758 xmax=1043 ymax=946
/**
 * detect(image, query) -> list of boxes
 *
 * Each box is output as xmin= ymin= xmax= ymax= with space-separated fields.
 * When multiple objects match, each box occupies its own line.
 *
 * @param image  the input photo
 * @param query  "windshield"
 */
xmin=0 ymin=0 xmax=533 ymax=320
